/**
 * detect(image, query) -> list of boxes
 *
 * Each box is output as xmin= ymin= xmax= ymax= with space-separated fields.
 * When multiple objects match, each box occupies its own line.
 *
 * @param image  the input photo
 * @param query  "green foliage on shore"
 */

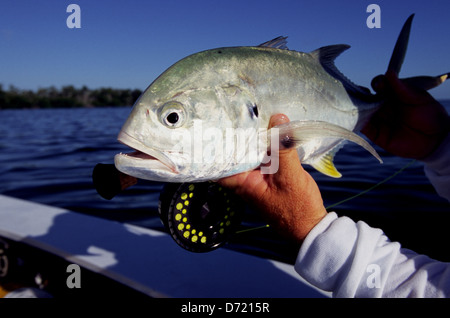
xmin=0 ymin=84 xmax=142 ymax=109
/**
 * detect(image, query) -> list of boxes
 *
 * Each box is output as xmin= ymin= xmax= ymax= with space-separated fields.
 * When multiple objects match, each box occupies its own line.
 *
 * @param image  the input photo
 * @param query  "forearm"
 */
xmin=295 ymin=212 xmax=450 ymax=297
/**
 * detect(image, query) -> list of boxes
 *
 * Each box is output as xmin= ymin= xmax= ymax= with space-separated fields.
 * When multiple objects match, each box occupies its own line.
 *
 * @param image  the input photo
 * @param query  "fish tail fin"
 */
xmin=387 ymin=14 xmax=414 ymax=75
xmin=388 ymin=15 xmax=450 ymax=91
xmin=401 ymin=73 xmax=450 ymax=91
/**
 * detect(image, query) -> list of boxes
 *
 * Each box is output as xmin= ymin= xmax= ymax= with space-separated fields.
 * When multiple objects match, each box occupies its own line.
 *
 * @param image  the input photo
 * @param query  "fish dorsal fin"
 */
xmin=258 ymin=36 xmax=289 ymax=50
xmin=311 ymin=45 xmax=373 ymax=98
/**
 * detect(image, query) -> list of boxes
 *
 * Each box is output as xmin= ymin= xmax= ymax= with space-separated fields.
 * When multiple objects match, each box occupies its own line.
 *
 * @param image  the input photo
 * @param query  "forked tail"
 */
xmin=389 ymin=14 xmax=449 ymax=90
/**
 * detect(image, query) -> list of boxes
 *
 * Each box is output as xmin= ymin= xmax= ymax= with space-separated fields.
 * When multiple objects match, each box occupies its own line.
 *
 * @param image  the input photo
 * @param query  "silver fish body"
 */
xmin=114 ymin=16 xmax=448 ymax=182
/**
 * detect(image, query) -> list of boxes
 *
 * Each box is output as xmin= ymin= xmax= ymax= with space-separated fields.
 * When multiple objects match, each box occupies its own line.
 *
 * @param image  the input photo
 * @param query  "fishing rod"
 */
xmin=92 ymin=160 xmax=415 ymax=253
xmin=93 ymin=163 xmax=243 ymax=253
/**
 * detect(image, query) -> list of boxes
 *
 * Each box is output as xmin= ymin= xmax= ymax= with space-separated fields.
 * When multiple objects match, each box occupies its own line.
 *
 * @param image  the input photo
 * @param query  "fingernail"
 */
xmin=271 ymin=114 xmax=289 ymax=126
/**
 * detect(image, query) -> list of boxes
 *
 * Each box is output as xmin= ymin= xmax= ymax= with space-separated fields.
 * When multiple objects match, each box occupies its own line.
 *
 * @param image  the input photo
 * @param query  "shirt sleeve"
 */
xmin=295 ymin=212 xmax=450 ymax=297
xmin=423 ymin=133 xmax=450 ymax=201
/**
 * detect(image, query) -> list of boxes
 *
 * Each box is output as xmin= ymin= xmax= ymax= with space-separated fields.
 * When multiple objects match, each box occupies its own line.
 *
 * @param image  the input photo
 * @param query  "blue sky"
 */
xmin=1 ymin=0 xmax=450 ymax=99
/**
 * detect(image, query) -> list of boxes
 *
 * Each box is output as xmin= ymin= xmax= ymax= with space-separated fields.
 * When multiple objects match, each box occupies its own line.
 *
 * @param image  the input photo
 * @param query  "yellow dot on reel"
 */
xmin=188 ymin=184 xmax=195 ymax=191
xmin=184 ymin=200 xmax=189 ymax=206
xmin=219 ymin=228 xmax=225 ymax=234
xmin=181 ymin=193 xmax=187 ymax=200
xmin=201 ymin=237 xmax=207 ymax=244
xmin=191 ymin=235 xmax=198 ymax=243
xmin=189 ymin=192 xmax=193 ymax=198
xmin=183 ymin=231 xmax=190 ymax=238
xmin=182 ymin=209 xmax=187 ymax=214
xmin=178 ymin=223 xmax=185 ymax=231
xmin=176 ymin=203 xmax=183 ymax=210
xmin=175 ymin=213 xmax=182 ymax=221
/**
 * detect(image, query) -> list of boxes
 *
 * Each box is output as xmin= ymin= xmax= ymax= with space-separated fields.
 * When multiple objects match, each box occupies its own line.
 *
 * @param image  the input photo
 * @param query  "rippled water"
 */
xmin=0 ymin=105 xmax=449 ymax=263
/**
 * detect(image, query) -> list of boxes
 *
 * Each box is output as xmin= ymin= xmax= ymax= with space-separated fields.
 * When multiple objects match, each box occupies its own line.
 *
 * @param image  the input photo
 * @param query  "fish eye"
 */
xmin=166 ymin=112 xmax=179 ymax=124
xmin=159 ymin=101 xmax=186 ymax=128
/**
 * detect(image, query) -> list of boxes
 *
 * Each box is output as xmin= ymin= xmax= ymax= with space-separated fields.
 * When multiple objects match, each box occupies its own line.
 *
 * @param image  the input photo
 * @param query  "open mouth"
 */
xmin=116 ymin=130 xmax=178 ymax=173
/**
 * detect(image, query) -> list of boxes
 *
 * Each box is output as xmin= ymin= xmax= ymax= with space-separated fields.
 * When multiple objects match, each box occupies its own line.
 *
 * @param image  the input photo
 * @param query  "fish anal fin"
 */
xmin=310 ymin=150 xmax=342 ymax=178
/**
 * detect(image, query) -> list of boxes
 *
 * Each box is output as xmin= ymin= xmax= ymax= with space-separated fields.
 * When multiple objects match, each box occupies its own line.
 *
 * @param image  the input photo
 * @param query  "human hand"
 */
xmin=218 ymin=114 xmax=327 ymax=243
xmin=362 ymin=70 xmax=450 ymax=160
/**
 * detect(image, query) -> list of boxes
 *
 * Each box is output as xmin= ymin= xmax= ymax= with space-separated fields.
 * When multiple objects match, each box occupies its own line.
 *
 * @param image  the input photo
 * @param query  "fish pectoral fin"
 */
xmin=310 ymin=149 xmax=342 ymax=178
xmin=271 ymin=120 xmax=383 ymax=163
xmin=401 ymin=73 xmax=450 ymax=91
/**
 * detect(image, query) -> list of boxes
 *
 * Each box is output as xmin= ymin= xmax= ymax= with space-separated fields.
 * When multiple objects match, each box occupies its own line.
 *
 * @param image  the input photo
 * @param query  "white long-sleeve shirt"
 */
xmin=295 ymin=135 xmax=450 ymax=297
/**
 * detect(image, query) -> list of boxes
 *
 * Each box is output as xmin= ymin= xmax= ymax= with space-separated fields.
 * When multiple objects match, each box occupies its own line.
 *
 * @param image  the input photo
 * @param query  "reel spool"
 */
xmin=158 ymin=182 xmax=244 ymax=253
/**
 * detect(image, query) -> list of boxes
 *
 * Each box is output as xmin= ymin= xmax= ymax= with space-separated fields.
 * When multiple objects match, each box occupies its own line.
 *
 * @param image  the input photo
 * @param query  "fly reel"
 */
xmin=158 ymin=182 xmax=244 ymax=253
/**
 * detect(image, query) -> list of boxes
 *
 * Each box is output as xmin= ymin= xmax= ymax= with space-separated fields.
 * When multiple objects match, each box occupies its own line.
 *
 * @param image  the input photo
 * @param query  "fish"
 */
xmin=114 ymin=14 xmax=448 ymax=183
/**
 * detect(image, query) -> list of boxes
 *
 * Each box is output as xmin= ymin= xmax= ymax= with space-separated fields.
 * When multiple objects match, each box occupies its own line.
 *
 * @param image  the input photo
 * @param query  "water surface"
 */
xmin=0 ymin=105 xmax=449 ymax=263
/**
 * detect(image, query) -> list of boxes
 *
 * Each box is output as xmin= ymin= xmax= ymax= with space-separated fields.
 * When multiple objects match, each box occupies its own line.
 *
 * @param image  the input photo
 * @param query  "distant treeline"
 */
xmin=0 ymin=84 xmax=142 ymax=109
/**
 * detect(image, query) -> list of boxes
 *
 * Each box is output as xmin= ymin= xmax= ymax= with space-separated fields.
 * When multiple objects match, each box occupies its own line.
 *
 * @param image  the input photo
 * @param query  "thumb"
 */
xmin=266 ymin=114 xmax=305 ymax=186
xmin=268 ymin=113 xmax=290 ymax=128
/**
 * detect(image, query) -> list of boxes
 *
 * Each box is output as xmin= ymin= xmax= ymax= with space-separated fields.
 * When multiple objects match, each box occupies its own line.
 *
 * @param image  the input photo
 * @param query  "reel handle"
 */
xmin=92 ymin=163 xmax=137 ymax=200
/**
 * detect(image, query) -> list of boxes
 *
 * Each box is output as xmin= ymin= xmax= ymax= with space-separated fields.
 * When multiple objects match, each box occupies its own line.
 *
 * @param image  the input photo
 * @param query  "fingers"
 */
xmin=371 ymin=71 xmax=412 ymax=99
xmin=220 ymin=113 xmax=327 ymax=243
xmin=217 ymin=170 xmax=251 ymax=192
xmin=219 ymin=113 xmax=302 ymax=194
xmin=217 ymin=114 xmax=292 ymax=193
xmin=372 ymin=71 xmax=434 ymax=105
xmin=365 ymin=71 xmax=449 ymax=159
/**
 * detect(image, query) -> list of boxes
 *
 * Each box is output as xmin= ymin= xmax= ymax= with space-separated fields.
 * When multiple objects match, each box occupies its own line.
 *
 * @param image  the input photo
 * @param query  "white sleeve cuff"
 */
xmin=422 ymin=133 xmax=450 ymax=201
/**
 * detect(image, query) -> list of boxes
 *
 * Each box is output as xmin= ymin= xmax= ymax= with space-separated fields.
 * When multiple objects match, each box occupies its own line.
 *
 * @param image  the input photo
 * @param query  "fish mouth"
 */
xmin=115 ymin=130 xmax=178 ymax=174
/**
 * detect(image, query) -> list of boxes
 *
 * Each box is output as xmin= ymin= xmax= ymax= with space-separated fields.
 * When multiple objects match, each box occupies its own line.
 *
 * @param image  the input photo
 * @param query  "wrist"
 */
xmin=293 ymin=207 xmax=328 ymax=243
